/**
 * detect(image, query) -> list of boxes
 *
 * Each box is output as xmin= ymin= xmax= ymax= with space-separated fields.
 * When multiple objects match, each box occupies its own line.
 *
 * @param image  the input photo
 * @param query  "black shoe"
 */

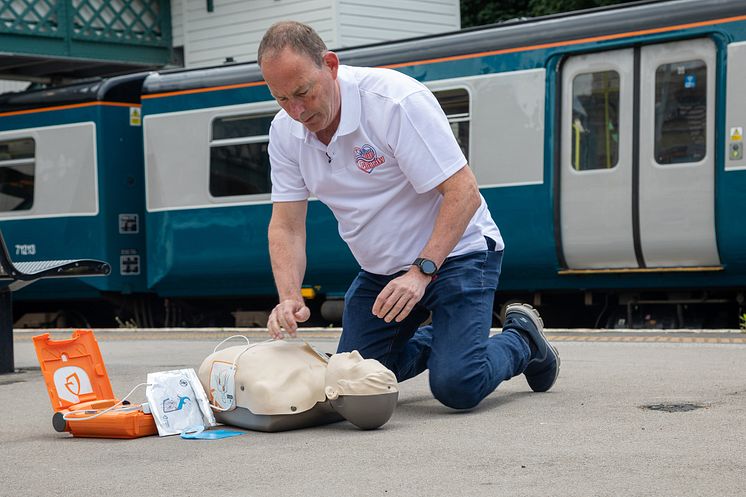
xmin=505 ymin=303 xmax=560 ymax=392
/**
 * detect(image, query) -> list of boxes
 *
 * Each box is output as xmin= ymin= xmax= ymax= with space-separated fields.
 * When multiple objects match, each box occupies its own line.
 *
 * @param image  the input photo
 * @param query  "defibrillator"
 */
xmin=33 ymin=329 xmax=157 ymax=439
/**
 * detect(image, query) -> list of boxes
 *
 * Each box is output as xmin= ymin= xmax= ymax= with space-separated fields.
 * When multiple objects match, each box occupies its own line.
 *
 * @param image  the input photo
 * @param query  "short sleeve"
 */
xmin=269 ymin=120 xmax=310 ymax=202
xmin=389 ymin=90 xmax=467 ymax=193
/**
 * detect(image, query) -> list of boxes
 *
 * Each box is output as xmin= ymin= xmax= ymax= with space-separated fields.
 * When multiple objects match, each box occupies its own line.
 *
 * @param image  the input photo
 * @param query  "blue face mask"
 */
xmin=180 ymin=425 xmax=246 ymax=440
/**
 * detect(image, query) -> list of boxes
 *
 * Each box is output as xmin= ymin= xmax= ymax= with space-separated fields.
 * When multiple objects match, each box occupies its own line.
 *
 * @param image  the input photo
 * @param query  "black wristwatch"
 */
xmin=413 ymin=258 xmax=438 ymax=276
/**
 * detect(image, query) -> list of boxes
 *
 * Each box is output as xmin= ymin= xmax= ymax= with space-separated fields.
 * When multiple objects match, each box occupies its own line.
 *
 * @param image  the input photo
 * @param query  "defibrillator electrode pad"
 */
xmin=146 ymin=369 xmax=216 ymax=436
xmin=209 ymin=361 xmax=237 ymax=411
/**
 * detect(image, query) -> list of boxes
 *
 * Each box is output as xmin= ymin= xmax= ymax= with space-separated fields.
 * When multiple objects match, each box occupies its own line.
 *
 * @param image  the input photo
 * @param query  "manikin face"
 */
xmin=261 ymin=47 xmax=341 ymax=138
xmin=324 ymin=350 xmax=398 ymax=400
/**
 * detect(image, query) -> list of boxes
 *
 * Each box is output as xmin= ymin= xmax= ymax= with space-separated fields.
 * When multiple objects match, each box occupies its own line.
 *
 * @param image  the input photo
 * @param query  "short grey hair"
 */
xmin=257 ymin=21 xmax=327 ymax=67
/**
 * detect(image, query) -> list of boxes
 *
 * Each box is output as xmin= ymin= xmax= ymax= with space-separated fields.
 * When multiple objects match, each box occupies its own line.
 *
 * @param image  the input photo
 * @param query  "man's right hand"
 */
xmin=267 ymin=299 xmax=311 ymax=339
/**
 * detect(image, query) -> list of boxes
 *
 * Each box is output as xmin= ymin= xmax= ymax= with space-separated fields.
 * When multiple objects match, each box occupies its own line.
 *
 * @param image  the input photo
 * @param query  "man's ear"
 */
xmin=322 ymin=51 xmax=340 ymax=79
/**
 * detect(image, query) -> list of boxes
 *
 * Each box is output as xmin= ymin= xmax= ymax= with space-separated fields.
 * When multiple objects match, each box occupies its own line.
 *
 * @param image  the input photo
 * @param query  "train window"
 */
xmin=213 ymin=114 xmax=274 ymax=141
xmin=433 ymin=89 xmax=470 ymax=160
xmin=210 ymin=114 xmax=274 ymax=197
xmin=0 ymin=138 xmax=35 ymax=212
xmin=654 ymin=60 xmax=707 ymax=164
xmin=571 ymin=71 xmax=620 ymax=171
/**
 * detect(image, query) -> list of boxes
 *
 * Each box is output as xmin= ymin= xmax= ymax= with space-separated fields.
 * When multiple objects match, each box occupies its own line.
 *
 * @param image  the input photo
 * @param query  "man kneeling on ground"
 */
xmin=259 ymin=21 xmax=560 ymax=409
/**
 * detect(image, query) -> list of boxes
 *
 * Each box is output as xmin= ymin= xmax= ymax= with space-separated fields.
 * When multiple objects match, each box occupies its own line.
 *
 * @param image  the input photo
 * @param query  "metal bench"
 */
xmin=0 ymin=229 xmax=111 ymax=373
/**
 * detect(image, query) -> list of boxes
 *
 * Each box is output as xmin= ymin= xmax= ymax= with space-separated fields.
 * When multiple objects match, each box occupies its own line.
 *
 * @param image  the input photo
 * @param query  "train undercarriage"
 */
xmin=10 ymin=288 xmax=745 ymax=330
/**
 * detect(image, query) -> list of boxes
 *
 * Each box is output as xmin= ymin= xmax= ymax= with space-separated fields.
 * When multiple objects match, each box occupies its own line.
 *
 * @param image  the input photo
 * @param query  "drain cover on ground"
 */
xmin=641 ymin=403 xmax=706 ymax=413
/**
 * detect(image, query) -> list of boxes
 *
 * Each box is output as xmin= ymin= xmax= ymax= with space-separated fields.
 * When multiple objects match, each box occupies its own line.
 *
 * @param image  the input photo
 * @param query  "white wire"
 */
xmin=62 ymin=382 xmax=152 ymax=421
xmin=208 ymin=402 xmax=233 ymax=412
xmin=213 ymin=335 xmax=251 ymax=354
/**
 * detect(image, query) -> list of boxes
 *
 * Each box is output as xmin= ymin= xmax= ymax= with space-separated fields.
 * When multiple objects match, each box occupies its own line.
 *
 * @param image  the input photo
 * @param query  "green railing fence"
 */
xmin=0 ymin=0 xmax=171 ymax=64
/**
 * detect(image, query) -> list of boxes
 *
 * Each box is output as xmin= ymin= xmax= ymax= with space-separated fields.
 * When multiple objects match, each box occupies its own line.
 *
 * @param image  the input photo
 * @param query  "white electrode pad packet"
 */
xmin=146 ymin=368 xmax=216 ymax=436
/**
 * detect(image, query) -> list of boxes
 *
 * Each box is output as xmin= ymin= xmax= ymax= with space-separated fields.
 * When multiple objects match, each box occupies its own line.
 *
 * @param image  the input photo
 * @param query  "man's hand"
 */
xmin=268 ymin=299 xmax=311 ymax=339
xmin=373 ymin=269 xmax=431 ymax=323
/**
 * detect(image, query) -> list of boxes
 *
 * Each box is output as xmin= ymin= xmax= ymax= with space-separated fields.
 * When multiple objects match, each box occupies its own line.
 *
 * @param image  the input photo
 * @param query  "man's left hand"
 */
xmin=373 ymin=269 xmax=431 ymax=323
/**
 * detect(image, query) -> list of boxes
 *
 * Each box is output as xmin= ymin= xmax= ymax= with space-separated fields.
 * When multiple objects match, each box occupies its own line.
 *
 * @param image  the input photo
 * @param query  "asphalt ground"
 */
xmin=2 ymin=328 xmax=745 ymax=497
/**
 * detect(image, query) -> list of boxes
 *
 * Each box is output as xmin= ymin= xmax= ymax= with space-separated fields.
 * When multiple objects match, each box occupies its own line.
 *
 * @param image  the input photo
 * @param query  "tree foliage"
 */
xmin=461 ymin=0 xmax=642 ymax=28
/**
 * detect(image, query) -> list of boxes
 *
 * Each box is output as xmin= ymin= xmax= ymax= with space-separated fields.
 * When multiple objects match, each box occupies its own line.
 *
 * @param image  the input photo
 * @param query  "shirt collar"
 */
xmin=288 ymin=65 xmax=361 ymax=143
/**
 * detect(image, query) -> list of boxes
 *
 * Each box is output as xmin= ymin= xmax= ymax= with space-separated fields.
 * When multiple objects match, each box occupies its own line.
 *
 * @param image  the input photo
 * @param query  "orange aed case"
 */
xmin=33 ymin=329 xmax=157 ymax=439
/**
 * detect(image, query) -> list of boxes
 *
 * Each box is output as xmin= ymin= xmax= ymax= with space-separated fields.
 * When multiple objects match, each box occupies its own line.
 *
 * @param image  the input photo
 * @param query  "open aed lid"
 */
xmin=33 ymin=329 xmax=114 ymax=412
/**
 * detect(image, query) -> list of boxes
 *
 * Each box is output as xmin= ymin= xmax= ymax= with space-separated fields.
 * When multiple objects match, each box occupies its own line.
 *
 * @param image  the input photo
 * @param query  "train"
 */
xmin=1 ymin=0 xmax=745 ymax=329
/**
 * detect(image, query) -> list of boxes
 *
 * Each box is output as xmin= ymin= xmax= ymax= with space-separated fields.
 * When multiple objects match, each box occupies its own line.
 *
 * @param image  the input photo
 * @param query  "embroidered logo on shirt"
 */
xmin=353 ymin=144 xmax=386 ymax=173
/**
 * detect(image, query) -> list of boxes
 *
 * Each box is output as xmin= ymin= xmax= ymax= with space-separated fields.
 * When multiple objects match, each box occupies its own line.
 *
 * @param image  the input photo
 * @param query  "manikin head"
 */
xmin=324 ymin=351 xmax=399 ymax=430
xmin=258 ymin=21 xmax=342 ymax=139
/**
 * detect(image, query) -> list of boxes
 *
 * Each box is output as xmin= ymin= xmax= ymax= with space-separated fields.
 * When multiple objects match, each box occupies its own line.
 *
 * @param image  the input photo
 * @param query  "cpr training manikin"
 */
xmin=197 ymin=339 xmax=399 ymax=431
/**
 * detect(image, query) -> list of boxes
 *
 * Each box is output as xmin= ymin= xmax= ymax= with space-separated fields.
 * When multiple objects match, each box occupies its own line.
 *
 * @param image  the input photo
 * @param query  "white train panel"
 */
xmin=0 ymin=122 xmax=98 ymax=220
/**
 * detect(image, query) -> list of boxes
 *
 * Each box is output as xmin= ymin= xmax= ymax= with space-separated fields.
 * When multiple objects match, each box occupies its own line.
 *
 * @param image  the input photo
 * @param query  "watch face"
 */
xmin=420 ymin=259 xmax=437 ymax=275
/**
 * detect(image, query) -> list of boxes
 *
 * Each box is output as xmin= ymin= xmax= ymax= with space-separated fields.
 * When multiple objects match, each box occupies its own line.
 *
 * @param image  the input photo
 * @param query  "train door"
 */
xmin=638 ymin=39 xmax=719 ymax=267
xmin=560 ymin=48 xmax=636 ymax=269
xmin=559 ymin=39 xmax=720 ymax=270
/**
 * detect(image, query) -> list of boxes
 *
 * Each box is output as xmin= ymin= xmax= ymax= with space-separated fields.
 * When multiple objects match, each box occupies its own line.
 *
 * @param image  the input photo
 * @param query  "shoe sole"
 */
xmin=505 ymin=303 xmax=561 ymax=391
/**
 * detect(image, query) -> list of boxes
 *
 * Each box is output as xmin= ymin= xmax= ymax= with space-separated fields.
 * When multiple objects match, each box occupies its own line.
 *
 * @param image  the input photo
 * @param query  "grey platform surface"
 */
xmin=2 ymin=330 xmax=745 ymax=497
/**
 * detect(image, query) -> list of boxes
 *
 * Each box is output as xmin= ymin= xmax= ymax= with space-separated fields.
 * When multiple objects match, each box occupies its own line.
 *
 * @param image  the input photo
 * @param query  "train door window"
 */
xmin=0 ymin=138 xmax=35 ymax=212
xmin=654 ymin=60 xmax=707 ymax=164
xmin=209 ymin=114 xmax=274 ymax=197
xmin=433 ymin=88 xmax=470 ymax=160
xmin=571 ymin=71 xmax=620 ymax=171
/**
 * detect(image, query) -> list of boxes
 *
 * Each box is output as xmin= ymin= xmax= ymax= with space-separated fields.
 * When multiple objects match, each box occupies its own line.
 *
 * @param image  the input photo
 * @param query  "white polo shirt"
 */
xmin=269 ymin=65 xmax=503 ymax=275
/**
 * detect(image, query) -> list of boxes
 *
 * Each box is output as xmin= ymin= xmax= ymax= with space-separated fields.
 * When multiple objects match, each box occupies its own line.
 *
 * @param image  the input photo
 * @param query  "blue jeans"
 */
xmin=338 ymin=249 xmax=530 ymax=409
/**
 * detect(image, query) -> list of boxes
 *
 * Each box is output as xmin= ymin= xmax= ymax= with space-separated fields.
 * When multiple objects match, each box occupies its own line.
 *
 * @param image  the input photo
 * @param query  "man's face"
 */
xmin=261 ymin=47 xmax=340 ymax=136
